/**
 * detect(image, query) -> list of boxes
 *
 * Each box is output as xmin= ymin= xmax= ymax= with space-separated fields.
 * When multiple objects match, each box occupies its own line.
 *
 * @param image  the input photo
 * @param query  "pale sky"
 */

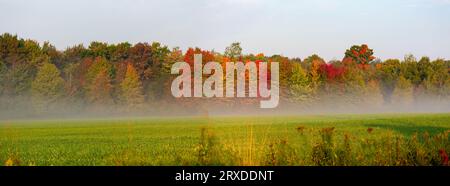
xmin=1 ymin=0 xmax=449 ymax=61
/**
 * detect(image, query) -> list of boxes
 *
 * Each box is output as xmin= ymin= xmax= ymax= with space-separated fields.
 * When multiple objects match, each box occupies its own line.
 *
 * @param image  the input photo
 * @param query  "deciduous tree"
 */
xmin=224 ymin=42 xmax=242 ymax=61
xmin=289 ymin=63 xmax=313 ymax=102
xmin=88 ymin=69 xmax=114 ymax=109
xmin=343 ymin=44 xmax=375 ymax=66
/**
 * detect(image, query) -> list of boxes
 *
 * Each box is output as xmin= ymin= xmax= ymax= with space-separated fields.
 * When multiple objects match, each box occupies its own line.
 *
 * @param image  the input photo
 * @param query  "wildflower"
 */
xmin=5 ymin=158 xmax=13 ymax=166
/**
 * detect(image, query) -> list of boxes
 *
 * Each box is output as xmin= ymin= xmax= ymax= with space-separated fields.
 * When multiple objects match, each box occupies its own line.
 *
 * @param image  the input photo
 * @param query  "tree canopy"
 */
xmin=0 ymin=33 xmax=449 ymax=115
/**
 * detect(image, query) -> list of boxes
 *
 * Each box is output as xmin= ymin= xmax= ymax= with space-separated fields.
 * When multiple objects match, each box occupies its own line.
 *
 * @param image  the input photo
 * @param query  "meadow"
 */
xmin=0 ymin=113 xmax=449 ymax=166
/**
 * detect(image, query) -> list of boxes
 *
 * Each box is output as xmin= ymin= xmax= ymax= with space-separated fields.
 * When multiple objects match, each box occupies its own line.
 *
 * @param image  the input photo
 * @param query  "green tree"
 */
xmin=5 ymin=62 xmax=35 ymax=96
xmin=148 ymin=42 xmax=170 ymax=79
xmin=289 ymin=63 xmax=313 ymax=102
xmin=88 ymin=41 xmax=110 ymax=58
xmin=63 ymin=44 xmax=88 ymax=64
xmin=162 ymin=47 xmax=183 ymax=74
xmin=86 ymin=57 xmax=115 ymax=84
xmin=121 ymin=64 xmax=144 ymax=110
xmin=110 ymin=42 xmax=131 ymax=62
xmin=22 ymin=39 xmax=44 ymax=65
xmin=401 ymin=54 xmax=421 ymax=86
xmin=417 ymin=56 xmax=432 ymax=82
xmin=423 ymin=59 xmax=449 ymax=99
xmin=378 ymin=59 xmax=401 ymax=103
xmin=224 ymin=42 xmax=242 ymax=61
xmin=302 ymin=54 xmax=326 ymax=90
xmin=0 ymin=33 xmax=23 ymax=66
xmin=31 ymin=63 xmax=65 ymax=112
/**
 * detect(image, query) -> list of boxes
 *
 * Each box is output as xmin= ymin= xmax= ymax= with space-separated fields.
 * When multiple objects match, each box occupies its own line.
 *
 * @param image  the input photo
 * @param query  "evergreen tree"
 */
xmin=31 ymin=63 xmax=65 ymax=112
xmin=86 ymin=56 xmax=115 ymax=84
xmin=121 ymin=64 xmax=144 ymax=111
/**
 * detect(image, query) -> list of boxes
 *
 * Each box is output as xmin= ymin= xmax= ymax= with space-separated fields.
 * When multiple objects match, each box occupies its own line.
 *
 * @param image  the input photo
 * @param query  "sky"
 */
xmin=0 ymin=0 xmax=449 ymax=61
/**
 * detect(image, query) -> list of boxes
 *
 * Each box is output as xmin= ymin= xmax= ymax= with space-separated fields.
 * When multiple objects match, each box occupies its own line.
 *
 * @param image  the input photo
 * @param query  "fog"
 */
xmin=1 ymin=93 xmax=448 ymax=121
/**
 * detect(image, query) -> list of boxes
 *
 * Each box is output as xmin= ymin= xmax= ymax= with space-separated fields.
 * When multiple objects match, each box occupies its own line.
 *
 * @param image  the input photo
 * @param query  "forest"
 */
xmin=0 ymin=33 xmax=449 ymax=118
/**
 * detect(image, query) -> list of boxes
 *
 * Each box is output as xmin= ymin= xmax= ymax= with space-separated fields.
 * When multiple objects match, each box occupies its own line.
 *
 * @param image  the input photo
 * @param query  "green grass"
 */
xmin=0 ymin=113 xmax=449 ymax=166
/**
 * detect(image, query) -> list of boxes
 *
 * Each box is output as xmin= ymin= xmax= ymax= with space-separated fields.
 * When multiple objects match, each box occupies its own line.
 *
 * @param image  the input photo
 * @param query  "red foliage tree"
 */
xmin=343 ymin=44 xmax=375 ymax=67
xmin=319 ymin=63 xmax=345 ymax=82
xmin=183 ymin=47 xmax=215 ymax=67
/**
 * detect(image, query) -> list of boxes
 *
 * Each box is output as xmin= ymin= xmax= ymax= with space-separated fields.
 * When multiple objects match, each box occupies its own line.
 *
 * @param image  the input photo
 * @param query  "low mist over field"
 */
xmin=1 ymin=94 xmax=449 ymax=120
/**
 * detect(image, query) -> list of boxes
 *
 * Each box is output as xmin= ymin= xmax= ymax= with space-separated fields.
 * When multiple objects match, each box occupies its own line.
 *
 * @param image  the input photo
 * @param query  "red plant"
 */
xmin=184 ymin=47 xmax=215 ymax=67
xmin=320 ymin=64 xmax=345 ymax=81
xmin=360 ymin=47 xmax=367 ymax=55
xmin=439 ymin=149 xmax=449 ymax=166
xmin=183 ymin=48 xmax=195 ymax=66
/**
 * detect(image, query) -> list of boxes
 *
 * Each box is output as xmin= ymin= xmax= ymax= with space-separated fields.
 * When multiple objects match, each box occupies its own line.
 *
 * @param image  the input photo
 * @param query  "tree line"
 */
xmin=0 ymin=33 xmax=449 ymax=116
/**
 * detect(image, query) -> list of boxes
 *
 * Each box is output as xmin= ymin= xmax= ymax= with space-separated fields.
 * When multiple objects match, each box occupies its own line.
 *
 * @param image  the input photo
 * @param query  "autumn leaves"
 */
xmin=171 ymin=54 xmax=280 ymax=108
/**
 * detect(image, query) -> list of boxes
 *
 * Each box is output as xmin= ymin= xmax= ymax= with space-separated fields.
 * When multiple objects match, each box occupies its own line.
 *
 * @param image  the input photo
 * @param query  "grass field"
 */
xmin=1 ymin=113 xmax=449 ymax=166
